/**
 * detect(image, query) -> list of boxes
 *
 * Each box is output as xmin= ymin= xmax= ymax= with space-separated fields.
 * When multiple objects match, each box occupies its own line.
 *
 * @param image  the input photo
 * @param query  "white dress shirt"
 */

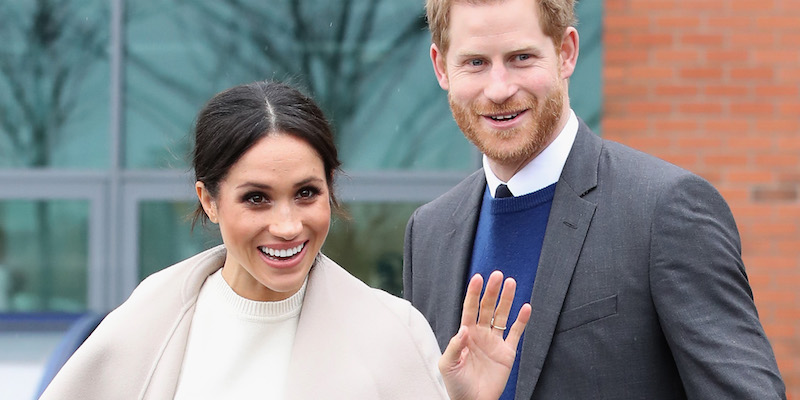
xmin=485 ymin=109 xmax=579 ymax=198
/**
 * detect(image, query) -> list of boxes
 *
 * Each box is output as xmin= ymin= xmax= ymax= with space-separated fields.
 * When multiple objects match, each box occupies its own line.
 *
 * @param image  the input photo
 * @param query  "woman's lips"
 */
xmin=258 ymin=241 xmax=308 ymax=269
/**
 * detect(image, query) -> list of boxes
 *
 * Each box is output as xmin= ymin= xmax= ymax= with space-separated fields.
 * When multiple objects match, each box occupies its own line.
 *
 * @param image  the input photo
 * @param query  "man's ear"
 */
xmin=559 ymin=27 xmax=579 ymax=79
xmin=195 ymin=181 xmax=218 ymax=224
xmin=430 ymin=43 xmax=450 ymax=90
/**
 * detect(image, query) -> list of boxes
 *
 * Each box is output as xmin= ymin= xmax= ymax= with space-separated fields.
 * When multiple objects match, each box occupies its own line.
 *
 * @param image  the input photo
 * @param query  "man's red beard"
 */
xmin=449 ymin=84 xmax=564 ymax=165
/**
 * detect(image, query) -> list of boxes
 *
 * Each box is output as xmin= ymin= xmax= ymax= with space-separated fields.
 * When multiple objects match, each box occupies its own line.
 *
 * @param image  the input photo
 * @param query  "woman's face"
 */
xmin=196 ymin=133 xmax=331 ymax=301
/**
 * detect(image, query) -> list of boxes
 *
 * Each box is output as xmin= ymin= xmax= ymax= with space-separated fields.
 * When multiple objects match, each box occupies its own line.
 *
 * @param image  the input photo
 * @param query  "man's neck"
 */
xmin=487 ymin=154 xmax=539 ymax=184
xmin=487 ymin=111 xmax=570 ymax=182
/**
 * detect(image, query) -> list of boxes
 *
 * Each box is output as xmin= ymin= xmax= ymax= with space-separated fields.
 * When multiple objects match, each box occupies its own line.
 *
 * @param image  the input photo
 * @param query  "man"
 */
xmin=402 ymin=0 xmax=786 ymax=398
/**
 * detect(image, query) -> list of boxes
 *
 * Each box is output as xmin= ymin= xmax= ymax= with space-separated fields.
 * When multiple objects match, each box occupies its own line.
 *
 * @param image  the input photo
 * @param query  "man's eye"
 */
xmin=469 ymin=59 xmax=484 ymax=67
xmin=517 ymin=54 xmax=530 ymax=61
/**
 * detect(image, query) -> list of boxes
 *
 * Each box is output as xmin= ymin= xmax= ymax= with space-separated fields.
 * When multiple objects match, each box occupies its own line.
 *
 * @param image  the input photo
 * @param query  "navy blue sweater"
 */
xmin=469 ymin=183 xmax=556 ymax=400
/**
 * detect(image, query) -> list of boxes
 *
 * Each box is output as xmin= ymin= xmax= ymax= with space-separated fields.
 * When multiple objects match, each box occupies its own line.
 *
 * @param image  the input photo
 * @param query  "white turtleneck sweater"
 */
xmin=174 ymin=269 xmax=306 ymax=400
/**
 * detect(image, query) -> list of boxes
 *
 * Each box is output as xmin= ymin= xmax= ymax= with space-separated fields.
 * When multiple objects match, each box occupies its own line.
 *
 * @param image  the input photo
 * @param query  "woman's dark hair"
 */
xmin=191 ymin=80 xmax=342 ymax=227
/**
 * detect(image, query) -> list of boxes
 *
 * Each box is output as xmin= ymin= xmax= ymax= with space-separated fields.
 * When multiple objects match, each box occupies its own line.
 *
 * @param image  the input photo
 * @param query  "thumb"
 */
xmin=439 ymin=325 xmax=469 ymax=374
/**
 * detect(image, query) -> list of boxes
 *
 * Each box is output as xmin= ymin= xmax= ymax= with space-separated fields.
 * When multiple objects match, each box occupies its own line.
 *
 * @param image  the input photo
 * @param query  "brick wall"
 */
xmin=603 ymin=0 xmax=800 ymax=396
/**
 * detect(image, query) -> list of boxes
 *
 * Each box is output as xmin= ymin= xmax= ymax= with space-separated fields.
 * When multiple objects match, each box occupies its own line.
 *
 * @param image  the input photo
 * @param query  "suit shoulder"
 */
xmin=413 ymin=169 xmax=484 ymax=217
xmin=599 ymin=137 xmax=703 ymax=184
xmin=591 ymin=137 xmax=729 ymax=220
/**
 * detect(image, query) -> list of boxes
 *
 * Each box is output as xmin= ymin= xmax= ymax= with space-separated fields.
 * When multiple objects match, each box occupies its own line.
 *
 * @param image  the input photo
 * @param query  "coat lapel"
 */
xmin=286 ymin=257 xmax=380 ymax=399
xmin=515 ymin=121 xmax=602 ymax=399
xmin=142 ymin=246 xmax=226 ymax=400
xmin=286 ymin=255 xmax=449 ymax=399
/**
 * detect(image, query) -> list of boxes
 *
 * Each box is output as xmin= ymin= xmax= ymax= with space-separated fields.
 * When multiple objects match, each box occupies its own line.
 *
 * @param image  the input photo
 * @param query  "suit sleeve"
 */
xmin=402 ymin=208 xmax=419 ymax=301
xmin=650 ymin=173 xmax=785 ymax=399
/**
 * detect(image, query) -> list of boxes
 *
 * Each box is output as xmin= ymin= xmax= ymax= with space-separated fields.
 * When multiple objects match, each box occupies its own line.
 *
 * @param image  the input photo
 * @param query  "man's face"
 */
xmin=432 ymin=0 xmax=574 ymax=170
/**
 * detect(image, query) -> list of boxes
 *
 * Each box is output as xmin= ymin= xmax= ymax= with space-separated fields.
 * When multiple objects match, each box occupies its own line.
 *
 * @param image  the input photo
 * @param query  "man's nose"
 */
xmin=483 ymin=65 xmax=518 ymax=104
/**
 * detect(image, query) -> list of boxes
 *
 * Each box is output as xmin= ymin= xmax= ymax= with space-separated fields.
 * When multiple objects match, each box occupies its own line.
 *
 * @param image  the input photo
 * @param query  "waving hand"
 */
xmin=439 ymin=271 xmax=532 ymax=400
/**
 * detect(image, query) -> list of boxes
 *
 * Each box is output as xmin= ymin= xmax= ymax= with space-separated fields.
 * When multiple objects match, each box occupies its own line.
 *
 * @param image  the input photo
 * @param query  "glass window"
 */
xmin=0 ymin=1 xmax=110 ymax=169
xmin=124 ymin=0 xmax=471 ymax=171
xmin=0 ymin=200 xmax=89 ymax=312
xmin=138 ymin=201 xmax=221 ymax=280
xmin=571 ymin=0 xmax=603 ymax=134
xmin=1 ymin=0 xmax=604 ymax=310
xmin=324 ymin=202 xmax=423 ymax=296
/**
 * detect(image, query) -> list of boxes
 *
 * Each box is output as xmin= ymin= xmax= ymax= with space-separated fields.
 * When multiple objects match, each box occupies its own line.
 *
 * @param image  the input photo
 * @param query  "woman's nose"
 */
xmin=269 ymin=205 xmax=302 ymax=240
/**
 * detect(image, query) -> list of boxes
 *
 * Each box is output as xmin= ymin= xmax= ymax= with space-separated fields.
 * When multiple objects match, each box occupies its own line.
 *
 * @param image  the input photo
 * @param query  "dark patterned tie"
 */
xmin=495 ymin=184 xmax=513 ymax=198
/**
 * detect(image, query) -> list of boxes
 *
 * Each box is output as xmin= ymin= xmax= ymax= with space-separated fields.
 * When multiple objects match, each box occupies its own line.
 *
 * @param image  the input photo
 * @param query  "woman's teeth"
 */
xmin=260 ymin=243 xmax=305 ymax=259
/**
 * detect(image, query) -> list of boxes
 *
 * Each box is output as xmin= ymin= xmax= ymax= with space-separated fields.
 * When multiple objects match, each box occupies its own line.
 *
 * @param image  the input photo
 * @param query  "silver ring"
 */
xmin=490 ymin=317 xmax=507 ymax=331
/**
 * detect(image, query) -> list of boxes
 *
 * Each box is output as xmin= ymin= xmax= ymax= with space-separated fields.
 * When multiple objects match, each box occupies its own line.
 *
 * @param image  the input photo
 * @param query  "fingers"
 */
xmin=505 ymin=303 xmax=532 ymax=349
xmin=463 ymin=271 xmax=525 ymax=340
xmin=478 ymin=271 xmax=504 ymax=327
xmin=490 ymin=277 xmax=517 ymax=336
xmin=439 ymin=325 xmax=469 ymax=374
xmin=460 ymin=274 xmax=483 ymax=327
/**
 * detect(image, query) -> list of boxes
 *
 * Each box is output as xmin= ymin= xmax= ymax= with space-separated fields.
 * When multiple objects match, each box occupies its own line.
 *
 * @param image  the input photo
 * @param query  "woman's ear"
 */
xmin=195 ymin=181 xmax=218 ymax=224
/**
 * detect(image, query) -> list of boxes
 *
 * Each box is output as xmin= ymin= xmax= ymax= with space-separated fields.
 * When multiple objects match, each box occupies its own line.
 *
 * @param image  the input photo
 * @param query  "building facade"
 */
xmin=1 ymin=0 xmax=796 ymax=397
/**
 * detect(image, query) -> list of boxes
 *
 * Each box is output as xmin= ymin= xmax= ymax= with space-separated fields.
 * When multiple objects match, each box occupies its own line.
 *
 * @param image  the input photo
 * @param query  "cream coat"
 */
xmin=40 ymin=245 xmax=448 ymax=399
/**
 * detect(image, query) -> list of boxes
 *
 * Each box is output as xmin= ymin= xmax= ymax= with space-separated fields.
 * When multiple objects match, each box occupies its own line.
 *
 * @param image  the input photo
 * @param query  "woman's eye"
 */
xmin=297 ymin=187 xmax=319 ymax=200
xmin=246 ymin=194 xmax=267 ymax=205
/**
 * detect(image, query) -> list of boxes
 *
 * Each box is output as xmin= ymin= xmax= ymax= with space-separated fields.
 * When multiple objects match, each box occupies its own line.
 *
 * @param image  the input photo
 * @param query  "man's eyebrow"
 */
xmin=454 ymin=46 xmax=544 ymax=59
xmin=508 ymin=45 xmax=543 ymax=56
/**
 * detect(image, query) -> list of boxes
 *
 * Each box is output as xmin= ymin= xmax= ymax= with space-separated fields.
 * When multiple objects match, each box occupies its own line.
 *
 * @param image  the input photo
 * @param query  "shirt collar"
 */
xmin=485 ymin=109 xmax=578 ymax=198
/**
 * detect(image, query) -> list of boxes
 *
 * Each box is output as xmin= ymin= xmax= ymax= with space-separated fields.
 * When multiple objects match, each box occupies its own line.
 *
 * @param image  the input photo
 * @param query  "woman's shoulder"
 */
xmin=367 ymin=285 xmax=429 ymax=329
xmin=97 ymin=245 xmax=226 ymax=337
xmin=299 ymin=255 xmax=446 ymax=398
xmin=310 ymin=254 xmax=440 ymax=355
xmin=39 ymin=246 xmax=227 ymax=399
xmin=134 ymin=245 xmax=225 ymax=301
xmin=313 ymin=254 xmax=420 ymax=321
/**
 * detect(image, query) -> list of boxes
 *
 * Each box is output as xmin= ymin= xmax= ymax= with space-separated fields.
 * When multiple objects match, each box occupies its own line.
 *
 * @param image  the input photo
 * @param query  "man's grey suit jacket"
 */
xmin=403 ymin=120 xmax=785 ymax=399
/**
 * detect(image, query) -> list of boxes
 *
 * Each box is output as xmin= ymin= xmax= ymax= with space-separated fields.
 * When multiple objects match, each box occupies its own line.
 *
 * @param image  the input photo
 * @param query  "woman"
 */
xmin=40 ymin=81 xmax=531 ymax=400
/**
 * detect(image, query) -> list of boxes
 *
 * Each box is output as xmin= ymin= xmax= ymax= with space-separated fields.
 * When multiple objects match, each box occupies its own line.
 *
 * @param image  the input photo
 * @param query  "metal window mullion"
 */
xmin=337 ymin=170 xmax=470 ymax=203
xmin=87 ymin=185 xmax=107 ymax=312
xmin=106 ymin=0 xmax=126 ymax=308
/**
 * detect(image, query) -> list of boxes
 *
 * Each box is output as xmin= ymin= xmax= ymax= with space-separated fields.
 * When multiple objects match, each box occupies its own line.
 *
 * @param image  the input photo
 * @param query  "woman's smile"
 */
xmin=258 ymin=241 xmax=308 ymax=268
xmin=260 ymin=242 xmax=305 ymax=260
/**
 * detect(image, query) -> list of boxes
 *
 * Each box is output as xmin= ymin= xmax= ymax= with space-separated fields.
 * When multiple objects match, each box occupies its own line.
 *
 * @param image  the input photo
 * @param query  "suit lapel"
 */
xmin=515 ymin=121 xmax=602 ymax=399
xmin=436 ymin=170 xmax=486 ymax=345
